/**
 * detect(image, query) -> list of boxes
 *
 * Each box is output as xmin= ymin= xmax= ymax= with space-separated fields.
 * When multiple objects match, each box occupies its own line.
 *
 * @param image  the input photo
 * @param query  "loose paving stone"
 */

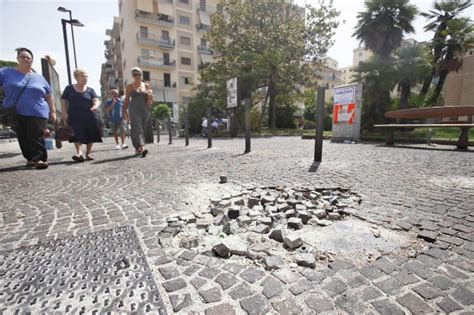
xmin=261 ymin=276 xmax=284 ymax=299
xmin=240 ymin=294 xmax=269 ymax=315
xmin=304 ymin=296 xmax=334 ymax=312
xmin=371 ymin=299 xmax=405 ymax=315
xmin=451 ymin=286 xmax=474 ymax=306
xmin=163 ymin=278 xmax=187 ymax=292
xmin=397 ymin=292 xmax=434 ymax=314
xmin=437 ymin=297 xmax=462 ymax=313
xmin=204 ymin=303 xmax=236 ymax=315
xmin=240 ymin=266 xmax=265 ymax=284
xmin=214 ymin=272 xmax=239 ymax=290
xmin=271 ymin=297 xmax=303 ymax=314
xmin=263 ymin=255 xmax=285 ymax=270
xmin=199 ymin=287 xmax=222 ymax=303
xmin=229 ymin=282 xmax=255 ymax=300
xmin=295 ymin=252 xmax=316 ymax=268
xmin=169 ymin=293 xmax=193 ymax=312
xmin=418 ymin=230 xmax=438 ymax=242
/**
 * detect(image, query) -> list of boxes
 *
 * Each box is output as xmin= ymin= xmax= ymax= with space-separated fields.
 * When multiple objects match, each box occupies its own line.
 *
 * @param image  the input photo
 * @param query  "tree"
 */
xmin=353 ymin=0 xmax=417 ymax=59
xmin=353 ymin=0 xmax=417 ymax=127
xmin=205 ymin=0 xmax=339 ymax=129
xmin=420 ymin=0 xmax=473 ymax=103
xmin=151 ymin=103 xmax=171 ymax=141
xmin=393 ymin=44 xmax=431 ymax=109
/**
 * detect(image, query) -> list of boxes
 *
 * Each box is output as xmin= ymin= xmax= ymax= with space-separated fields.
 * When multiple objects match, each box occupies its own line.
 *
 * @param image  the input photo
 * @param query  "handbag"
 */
xmin=55 ymin=125 xmax=75 ymax=141
xmin=0 ymin=73 xmax=32 ymax=129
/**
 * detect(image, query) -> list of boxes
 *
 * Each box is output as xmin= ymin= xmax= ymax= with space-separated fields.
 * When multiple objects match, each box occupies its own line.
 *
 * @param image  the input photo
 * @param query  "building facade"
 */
xmin=444 ymin=52 xmax=474 ymax=106
xmin=101 ymin=0 xmax=216 ymax=122
xmin=315 ymin=57 xmax=344 ymax=102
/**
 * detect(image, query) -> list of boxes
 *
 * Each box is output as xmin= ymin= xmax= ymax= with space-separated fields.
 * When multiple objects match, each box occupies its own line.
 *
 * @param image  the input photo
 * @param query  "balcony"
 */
xmin=196 ymin=4 xmax=217 ymax=13
xmin=135 ymin=10 xmax=174 ymax=27
xmin=137 ymin=32 xmax=175 ymax=49
xmin=195 ymin=23 xmax=211 ymax=32
xmin=150 ymin=79 xmax=177 ymax=102
xmin=137 ymin=56 xmax=176 ymax=69
xmin=198 ymin=45 xmax=213 ymax=55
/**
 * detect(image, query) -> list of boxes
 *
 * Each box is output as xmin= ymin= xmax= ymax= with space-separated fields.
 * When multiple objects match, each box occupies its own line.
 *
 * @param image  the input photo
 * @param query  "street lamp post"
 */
xmin=60 ymin=18 xmax=84 ymax=85
xmin=58 ymin=7 xmax=79 ymax=69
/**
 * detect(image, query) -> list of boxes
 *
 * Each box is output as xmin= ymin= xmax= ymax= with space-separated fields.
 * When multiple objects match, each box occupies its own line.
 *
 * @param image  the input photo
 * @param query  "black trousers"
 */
xmin=16 ymin=115 xmax=48 ymax=162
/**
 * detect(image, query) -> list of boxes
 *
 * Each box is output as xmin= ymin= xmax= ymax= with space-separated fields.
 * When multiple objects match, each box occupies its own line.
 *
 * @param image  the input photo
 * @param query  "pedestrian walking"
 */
xmin=201 ymin=117 xmax=208 ymax=137
xmin=0 ymin=47 xmax=57 ymax=169
xmin=122 ymin=67 xmax=154 ymax=157
xmin=104 ymin=89 xmax=128 ymax=150
xmin=60 ymin=69 xmax=102 ymax=162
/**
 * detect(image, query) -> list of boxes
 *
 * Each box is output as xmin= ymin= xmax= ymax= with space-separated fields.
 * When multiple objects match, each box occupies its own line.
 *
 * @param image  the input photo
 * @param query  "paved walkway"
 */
xmin=0 ymin=137 xmax=473 ymax=314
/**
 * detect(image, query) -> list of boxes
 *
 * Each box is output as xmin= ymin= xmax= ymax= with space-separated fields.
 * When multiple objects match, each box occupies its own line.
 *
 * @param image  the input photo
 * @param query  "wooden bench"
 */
xmin=374 ymin=106 xmax=474 ymax=150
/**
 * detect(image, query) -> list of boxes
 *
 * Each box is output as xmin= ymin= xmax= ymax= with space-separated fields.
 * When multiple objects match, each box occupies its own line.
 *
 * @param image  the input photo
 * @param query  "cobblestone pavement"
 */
xmin=0 ymin=137 xmax=473 ymax=314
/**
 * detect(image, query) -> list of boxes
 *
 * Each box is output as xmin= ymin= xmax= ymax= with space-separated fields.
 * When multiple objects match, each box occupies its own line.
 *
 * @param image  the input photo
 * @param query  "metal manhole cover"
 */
xmin=0 ymin=226 xmax=167 ymax=314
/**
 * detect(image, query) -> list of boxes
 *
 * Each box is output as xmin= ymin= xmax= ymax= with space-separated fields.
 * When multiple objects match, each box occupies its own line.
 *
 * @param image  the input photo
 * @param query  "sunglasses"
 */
xmin=132 ymin=72 xmax=142 ymax=76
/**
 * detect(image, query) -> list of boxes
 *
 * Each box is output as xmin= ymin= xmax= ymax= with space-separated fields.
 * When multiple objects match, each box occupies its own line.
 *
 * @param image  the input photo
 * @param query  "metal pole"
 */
xmin=207 ymin=106 xmax=212 ymax=148
xmin=61 ymin=19 xmax=72 ymax=85
xmin=184 ymin=107 xmax=189 ymax=146
xmin=68 ymin=11 xmax=78 ymax=68
xmin=168 ymin=119 xmax=172 ymax=144
xmin=314 ymin=87 xmax=325 ymax=162
xmin=244 ymin=98 xmax=251 ymax=153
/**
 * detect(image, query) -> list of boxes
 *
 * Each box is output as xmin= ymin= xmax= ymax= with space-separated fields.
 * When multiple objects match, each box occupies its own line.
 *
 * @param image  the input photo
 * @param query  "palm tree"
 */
xmin=419 ymin=0 xmax=473 ymax=102
xmin=394 ymin=44 xmax=431 ymax=109
xmin=353 ymin=0 xmax=418 ymax=59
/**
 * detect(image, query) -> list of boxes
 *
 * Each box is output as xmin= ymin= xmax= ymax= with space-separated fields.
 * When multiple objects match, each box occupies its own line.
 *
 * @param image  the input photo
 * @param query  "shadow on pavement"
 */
xmin=91 ymin=154 xmax=139 ymax=165
xmin=308 ymin=161 xmax=321 ymax=173
xmin=0 ymin=152 xmax=22 ymax=159
xmin=377 ymin=144 xmax=474 ymax=153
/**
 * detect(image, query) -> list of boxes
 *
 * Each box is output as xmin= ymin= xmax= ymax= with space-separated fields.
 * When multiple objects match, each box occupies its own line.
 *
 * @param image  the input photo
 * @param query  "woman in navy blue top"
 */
xmin=61 ymin=69 xmax=102 ymax=162
xmin=0 ymin=47 xmax=57 ymax=169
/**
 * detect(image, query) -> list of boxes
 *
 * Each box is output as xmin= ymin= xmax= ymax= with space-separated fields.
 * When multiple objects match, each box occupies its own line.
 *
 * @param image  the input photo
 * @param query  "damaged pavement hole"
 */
xmin=161 ymin=185 xmax=416 ymax=269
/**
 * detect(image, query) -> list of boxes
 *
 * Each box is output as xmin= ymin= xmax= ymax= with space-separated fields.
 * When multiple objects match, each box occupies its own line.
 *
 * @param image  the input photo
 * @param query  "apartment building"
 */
xmin=101 ymin=17 xmax=124 ymax=98
xmin=314 ymin=57 xmax=344 ymax=102
xmin=102 ymin=0 xmax=217 ymax=122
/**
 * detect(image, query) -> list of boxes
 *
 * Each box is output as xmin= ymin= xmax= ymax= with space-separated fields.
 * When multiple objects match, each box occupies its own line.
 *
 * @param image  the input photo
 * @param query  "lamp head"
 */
xmin=68 ymin=19 xmax=85 ymax=27
xmin=57 ymin=6 xmax=70 ymax=13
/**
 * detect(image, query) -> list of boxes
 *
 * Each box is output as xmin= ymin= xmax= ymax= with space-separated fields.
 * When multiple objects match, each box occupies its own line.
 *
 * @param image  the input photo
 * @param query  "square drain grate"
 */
xmin=0 ymin=226 xmax=167 ymax=314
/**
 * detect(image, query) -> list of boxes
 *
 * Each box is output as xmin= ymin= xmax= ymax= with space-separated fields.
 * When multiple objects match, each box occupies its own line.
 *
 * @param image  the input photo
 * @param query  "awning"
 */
xmin=158 ymin=3 xmax=174 ymax=16
xmin=198 ymin=11 xmax=211 ymax=26
xmin=137 ymin=0 xmax=153 ymax=13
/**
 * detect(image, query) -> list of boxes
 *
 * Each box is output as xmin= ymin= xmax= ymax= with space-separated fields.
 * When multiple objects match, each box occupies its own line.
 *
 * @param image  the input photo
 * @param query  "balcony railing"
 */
xmin=137 ymin=32 xmax=175 ymax=48
xmin=196 ymin=4 xmax=217 ymax=13
xmin=137 ymin=56 xmax=176 ymax=69
xmin=195 ymin=23 xmax=211 ymax=32
xmin=198 ymin=45 xmax=213 ymax=55
xmin=135 ymin=10 xmax=174 ymax=27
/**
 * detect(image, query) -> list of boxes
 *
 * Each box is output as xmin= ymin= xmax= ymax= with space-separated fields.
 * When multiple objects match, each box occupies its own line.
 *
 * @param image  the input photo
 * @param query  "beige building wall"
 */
xmin=353 ymin=47 xmax=372 ymax=67
xmin=314 ymin=58 xmax=344 ymax=103
xmin=118 ymin=0 xmax=216 ymax=121
xmin=340 ymin=66 xmax=354 ymax=84
xmin=444 ymin=54 xmax=474 ymax=106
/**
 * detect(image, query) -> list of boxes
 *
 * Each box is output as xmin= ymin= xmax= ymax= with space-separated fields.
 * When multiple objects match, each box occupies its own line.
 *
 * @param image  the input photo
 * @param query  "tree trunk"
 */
xmin=400 ymin=83 xmax=411 ymax=109
xmin=427 ymin=70 xmax=448 ymax=105
xmin=259 ymin=88 xmax=270 ymax=128
xmin=419 ymin=71 xmax=434 ymax=99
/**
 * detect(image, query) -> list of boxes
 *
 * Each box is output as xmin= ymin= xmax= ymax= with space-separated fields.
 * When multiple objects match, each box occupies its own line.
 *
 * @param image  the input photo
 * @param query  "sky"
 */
xmin=1 ymin=0 xmax=473 ymax=97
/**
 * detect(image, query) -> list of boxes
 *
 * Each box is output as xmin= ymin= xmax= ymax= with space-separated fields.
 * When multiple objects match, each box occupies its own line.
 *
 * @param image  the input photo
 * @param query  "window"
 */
xmin=200 ymin=38 xmax=207 ymax=47
xmin=164 ymin=73 xmax=171 ymax=87
xmin=180 ymin=36 xmax=191 ymax=45
xmin=143 ymin=71 xmax=150 ymax=81
xmin=162 ymin=30 xmax=170 ymax=39
xmin=179 ymin=15 xmax=190 ymax=25
xmin=140 ymin=26 xmax=148 ymax=38
xmin=141 ymin=49 xmax=151 ymax=57
xmin=181 ymin=57 xmax=191 ymax=65
xmin=181 ymin=76 xmax=192 ymax=85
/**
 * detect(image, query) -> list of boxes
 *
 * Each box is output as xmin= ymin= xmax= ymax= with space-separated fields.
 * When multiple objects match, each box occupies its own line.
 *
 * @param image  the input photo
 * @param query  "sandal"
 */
xmin=141 ymin=149 xmax=148 ymax=158
xmin=72 ymin=155 xmax=85 ymax=162
xmin=35 ymin=161 xmax=49 ymax=169
xmin=85 ymin=155 xmax=94 ymax=161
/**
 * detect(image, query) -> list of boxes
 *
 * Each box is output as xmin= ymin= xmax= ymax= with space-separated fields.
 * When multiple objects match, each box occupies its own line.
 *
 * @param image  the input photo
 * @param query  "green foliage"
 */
xmin=275 ymin=104 xmax=296 ymax=129
xmin=151 ymin=103 xmax=171 ymax=122
xmin=0 ymin=60 xmax=17 ymax=68
xmin=204 ymin=0 xmax=340 ymax=129
xmin=250 ymin=107 xmax=262 ymax=132
xmin=354 ymin=0 xmax=417 ymax=59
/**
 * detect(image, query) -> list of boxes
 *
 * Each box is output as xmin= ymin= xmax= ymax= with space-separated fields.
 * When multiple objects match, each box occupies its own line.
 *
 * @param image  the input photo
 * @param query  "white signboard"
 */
xmin=334 ymin=86 xmax=355 ymax=104
xmin=227 ymin=77 xmax=238 ymax=108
